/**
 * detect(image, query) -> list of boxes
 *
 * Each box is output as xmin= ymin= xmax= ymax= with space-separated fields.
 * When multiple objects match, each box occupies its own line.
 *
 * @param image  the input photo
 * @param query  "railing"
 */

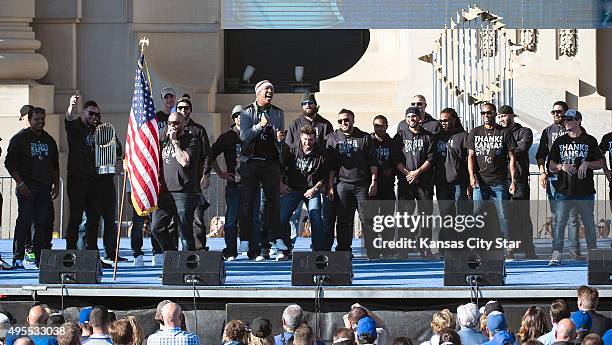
xmin=0 ymin=172 xmax=610 ymax=240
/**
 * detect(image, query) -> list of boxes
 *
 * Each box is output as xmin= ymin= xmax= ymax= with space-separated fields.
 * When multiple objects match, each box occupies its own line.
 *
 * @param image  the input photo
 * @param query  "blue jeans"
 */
xmin=436 ymin=183 xmax=468 ymax=243
xmin=280 ymin=191 xmax=325 ymax=251
xmin=290 ymin=200 xmax=304 ymax=243
xmin=223 ymin=184 xmax=262 ymax=257
xmin=473 ymin=182 xmax=510 ymax=239
xmin=151 ymin=191 xmax=198 ymax=251
xmin=553 ymin=193 xmax=597 ymax=252
xmin=547 ymin=177 xmax=579 ymax=245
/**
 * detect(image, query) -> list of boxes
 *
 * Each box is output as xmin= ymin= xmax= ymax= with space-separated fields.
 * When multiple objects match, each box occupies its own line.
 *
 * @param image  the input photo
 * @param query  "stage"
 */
xmin=1 ymin=238 xmax=610 ymax=300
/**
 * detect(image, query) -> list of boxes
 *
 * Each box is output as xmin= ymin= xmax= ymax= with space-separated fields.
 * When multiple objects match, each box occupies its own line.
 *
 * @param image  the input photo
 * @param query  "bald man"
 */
xmin=14 ymin=338 xmax=35 ymax=345
xmin=147 ymin=303 xmax=200 ymax=345
xmin=552 ymin=319 xmax=576 ymax=345
xmin=4 ymin=307 xmax=58 ymax=345
xmin=27 ymin=306 xmax=48 ymax=326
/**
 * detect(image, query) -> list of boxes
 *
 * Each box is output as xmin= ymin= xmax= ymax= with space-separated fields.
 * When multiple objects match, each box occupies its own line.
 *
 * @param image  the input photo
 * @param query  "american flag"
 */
xmin=125 ymin=53 xmax=160 ymax=215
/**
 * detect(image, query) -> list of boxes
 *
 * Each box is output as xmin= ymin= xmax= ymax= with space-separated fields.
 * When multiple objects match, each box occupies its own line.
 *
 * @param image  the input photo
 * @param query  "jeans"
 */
xmin=321 ymin=194 xmax=335 ymax=251
xmin=223 ymin=183 xmax=262 ymax=257
xmin=510 ymin=182 xmax=535 ymax=253
xmin=335 ymin=181 xmax=370 ymax=252
xmin=13 ymin=185 xmax=51 ymax=262
xmin=239 ymin=160 xmax=281 ymax=257
xmin=151 ymin=191 xmax=198 ymax=251
xmin=398 ymin=182 xmax=434 ymax=241
xmin=436 ymin=183 xmax=468 ymax=244
xmin=128 ymin=192 xmax=148 ymax=258
xmin=290 ymin=200 xmax=304 ymax=242
xmin=193 ymin=193 xmax=208 ymax=250
xmin=547 ymin=177 xmax=579 ymax=242
xmin=84 ymin=175 xmax=117 ymax=257
xmin=553 ymin=193 xmax=597 ymax=252
xmin=66 ymin=175 xmax=102 ymax=250
xmin=281 ymin=191 xmax=325 ymax=251
xmin=472 ymin=181 xmax=510 ymax=239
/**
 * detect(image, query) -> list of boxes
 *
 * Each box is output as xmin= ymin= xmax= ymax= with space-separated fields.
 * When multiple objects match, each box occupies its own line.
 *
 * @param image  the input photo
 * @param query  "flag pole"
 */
xmin=113 ymin=37 xmax=150 ymax=280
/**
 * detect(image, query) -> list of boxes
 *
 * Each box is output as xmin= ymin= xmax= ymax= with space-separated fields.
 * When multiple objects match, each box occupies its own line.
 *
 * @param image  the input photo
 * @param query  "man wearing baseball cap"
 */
xmin=548 ymin=109 xmax=603 ymax=266
xmin=571 ymin=310 xmax=592 ymax=342
xmin=483 ymin=312 xmax=517 ymax=345
xmin=79 ymin=307 xmax=93 ymax=342
xmin=157 ymin=86 xmax=176 ymax=137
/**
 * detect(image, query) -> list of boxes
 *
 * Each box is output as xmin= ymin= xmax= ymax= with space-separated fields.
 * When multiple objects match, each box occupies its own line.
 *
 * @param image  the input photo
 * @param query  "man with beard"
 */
xmin=326 ymin=109 xmax=378 ymax=254
xmin=393 ymin=106 xmax=436 ymax=259
xmin=433 ymin=108 xmax=469 ymax=254
xmin=152 ymin=112 xmax=201 ymax=253
xmin=467 ymin=103 xmax=517 ymax=254
xmin=284 ymin=93 xmax=333 ymax=245
xmin=536 ymin=101 xmax=580 ymax=258
xmin=548 ymin=109 xmax=602 ymax=266
xmin=5 ymin=107 xmax=59 ymax=268
xmin=279 ymin=125 xmax=327 ymax=258
xmin=396 ymin=95 xmax=441 ymax=135
xmin=64 ymin=96 xmax=109 ymax=266
xmin=239 ymin=80 xmax=287 ymax=260
xmin=175 ymin=95 xmax=212 ymax=252
xmin=498 ymin=105 xmax=537 ymax=260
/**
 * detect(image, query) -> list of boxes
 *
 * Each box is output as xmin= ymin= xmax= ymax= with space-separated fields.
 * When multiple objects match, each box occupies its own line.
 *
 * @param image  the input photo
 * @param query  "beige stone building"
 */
xmin=0 ymin=0 xmax=610 ymax=238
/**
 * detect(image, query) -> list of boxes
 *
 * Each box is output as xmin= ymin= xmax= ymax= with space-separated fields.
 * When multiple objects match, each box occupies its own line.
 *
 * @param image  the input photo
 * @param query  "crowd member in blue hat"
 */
xmin=483 ymin=312 xmax=518 ymax=345
xmin=356 ymin=317 xmax=378 ymax=345
xmin=571 ymin=311 xmax=593 ymax=343
xmin=602 ymin=329 xmax=612 ymax=345
xmin=344 ymin=304 xmax=387 ymax=345
xmin=79 ymin=307 xmax=93 ymax=342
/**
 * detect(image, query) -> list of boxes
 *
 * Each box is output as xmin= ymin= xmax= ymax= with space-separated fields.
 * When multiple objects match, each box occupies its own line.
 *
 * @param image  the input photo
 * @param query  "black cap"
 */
xmin=177 ymin=97 xmax=192 ymax=109
xmin=405 ymin=106 xmax=421 ymax=117
xmin=301 ymin=92 xmax=317 ymax=105
xmin=498 ymin=105 xmax=514 ymax=115
xmin=483 ymin=301 xmax=504 ymax=315
xmin=565 ymin=109 xmax=582 ymax=121
xmin=250 ymin=318 xmax=272 ymax=338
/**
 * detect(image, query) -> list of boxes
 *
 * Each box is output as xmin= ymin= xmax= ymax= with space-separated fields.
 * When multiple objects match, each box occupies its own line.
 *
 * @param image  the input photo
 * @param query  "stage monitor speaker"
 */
xmin=291 ymin=251 xmax=352 ymax=286
xmin=39 ymin=250 xmax=102 ymax=284
xmin=444 ymin=250 xmax=505 ymax=286
xmin=162 ymin=251 xmax=226 ymax=286
xmin=588 ymin=249 xmax=612 ymax=285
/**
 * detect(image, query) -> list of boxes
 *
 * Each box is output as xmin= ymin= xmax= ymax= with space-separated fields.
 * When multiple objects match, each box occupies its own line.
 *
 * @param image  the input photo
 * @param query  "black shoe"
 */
xmin=104 ymin=256 xmax=128 ymax=262
xmin=100 ymin=261 xmax=113 ymax=269
xmin=524 ymin=251 xmax=538 ymax=260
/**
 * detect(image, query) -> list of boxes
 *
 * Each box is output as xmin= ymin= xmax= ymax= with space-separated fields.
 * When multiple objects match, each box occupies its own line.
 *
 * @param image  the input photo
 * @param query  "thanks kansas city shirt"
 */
xmin=549 ymin=132 xmax=602 ymax=196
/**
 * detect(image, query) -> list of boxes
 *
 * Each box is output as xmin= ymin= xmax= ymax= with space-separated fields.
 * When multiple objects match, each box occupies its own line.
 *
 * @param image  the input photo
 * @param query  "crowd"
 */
xmin=0 ymin=78 xmax=611 ymax=270
xmin=0 ymin=286 xmax=610 ymax=345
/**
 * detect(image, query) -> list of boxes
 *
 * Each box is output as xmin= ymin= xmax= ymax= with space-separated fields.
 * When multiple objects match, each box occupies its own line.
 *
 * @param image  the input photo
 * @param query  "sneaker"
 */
xmin=13 ymin=260 xmax=24 ymax=269
xmin=133 ymin=255 xmax=144 ymax=267
xmin=255 ymin=255 xmax=266 ymax=261
xmin=569 ymin=249 xmax=585 ymax=261
xmin=271 ymin=239 xmax=288 ymax=251
xmin=548 ymin=251 xmax=561 ymax=266
xmin=276 ymin=252 xmax=290 ymax=261
xmin=100 ymin=261 xmax=113 ymax=269
xmin=226 ymin=256 xmax=236 ymax=262
xmin=23 ymin=260 xmax=39 ymax=270
xmin=238 ymin=241 xmax=249 ymax=253
xmin=152 ymin=254 xmax=164 ymax=266
xmin=0 ymin=258 xmax=12 ymax=270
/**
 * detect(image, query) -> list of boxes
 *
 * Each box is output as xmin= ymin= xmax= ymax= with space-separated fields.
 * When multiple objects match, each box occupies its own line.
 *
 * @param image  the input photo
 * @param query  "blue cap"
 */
xmin=484 ymin=330 xmax=515 ymax=345
xmin=79 ymin=307 xmax=93 ymax=324
xmin=570 ymin=311 xmax=592 ymax=332
xmin=564 ymin=109 xmax=582 ymax=120
xmin=602 ymin=329 xmax=612 ymax=345
xmin=487 ymin=312 xmax=507 ymax=333
xmin=356 ymin=317 xmax=377 ymax=338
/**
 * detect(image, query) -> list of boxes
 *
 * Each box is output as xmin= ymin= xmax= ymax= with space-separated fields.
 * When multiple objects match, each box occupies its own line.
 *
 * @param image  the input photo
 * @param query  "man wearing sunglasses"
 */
xmin=548 ymin=109 xmax=602 ymax=266
xmin=535 ymin=101 xmax=580 ymax=259
xmin=467 ymin=103 xmax=517 ymax=256
xmin=396 ymin=95 xmax=441 ymax=135
xmin=326 ymin=109 xmax=378 ymax=254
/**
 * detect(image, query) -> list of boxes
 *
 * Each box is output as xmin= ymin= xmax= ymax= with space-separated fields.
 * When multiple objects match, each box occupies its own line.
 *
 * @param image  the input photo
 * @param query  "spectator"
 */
xmin=438 ymin=329 xmax=461 ymax=345
xmin=333 ymin=328 xmax=356 ymax=345
xmin=602 ymin=330 xmax=612 ymax=345
xmin=483 ymin=312 xmax=517 ymax=345
xmin=523 ymin=341 xmax=543 ymax=345
xmin=481 ymin=302 xmax=504 ymax=316
xmin=79 ymin=307 xmax=93 ymax=342
xmin=293 ymin=325 xmax=316 ymax=345
xmin=577 ymin=286 xmax=612 ymax=336
xmin=392 ymin=337 xmax=413 ymax=345
xmin=249 ymin=318 xmax=274 ymax=345
xmin=83 ymin=306 xmax=112 ymax=345
xmin=571 ymin=311 xmax=593 ymax=343
xmin=57 ymin=322 xmax=81 ymax=345
xmin=154 ymin=300 xmax=172 ymax=328
xmin=537 ymin=300 xmax=571 ymax=345
xmin=457 ymin=303 xmax=488 ymax=345
xmin=582 ymin=334 xmax=603 ymax=345
xmin=48 ymin=314 xmax=66 ymax=327
xmin=356 ymin=317 xmax=378 ymax=345
xmin=275 ymin=305 xmax=306 ymax=345
xmin=1 ymin=312 xmax=12 ymax=345
xmin=517 ymin=306 xmax=549 ymax=343
xmin=109 ymin=316 xmax=143 ymax=345
xmin=147 ymin=303 xmax=200 ymax=345
xmin=344 ymin=304 xmax=387 ymax=345
xmin=420 ymin=309 xmax=456 ymax=345
xmin=14 ymin=338 xmax=35 ymax=345
xmin=5 ymin=306 xmax=58 ymax=345
xmin=551 ymin=319 xmax=575 ymax=345
xmin=222 ymin=320 xmax=249 ymax=345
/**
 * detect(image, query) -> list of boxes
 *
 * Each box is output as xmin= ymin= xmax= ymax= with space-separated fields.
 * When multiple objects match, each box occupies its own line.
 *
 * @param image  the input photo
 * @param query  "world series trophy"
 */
xmin=95 ymin=122 xmax=118 ymax=174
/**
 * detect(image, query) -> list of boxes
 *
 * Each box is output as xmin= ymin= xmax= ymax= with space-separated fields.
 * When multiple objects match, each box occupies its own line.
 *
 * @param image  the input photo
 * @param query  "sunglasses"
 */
xmin=177 ymin=106 xmax=190 ymax=111
xmin=411 ymin=102 xmax=424 ymax=106
xmin=168 ymin=121 xmax=182 ymax=126
xmin=302 ymin=101 xmax=315 ymax=106
xmin=481 ymin=111 xmax=495 ymax=115
xmin=551 ymin=109 xmax=564 ymax=115
xmin=564 ymin=117 xmax=576 ymax=122
xmin=87 ymin=110 xmax=100 ymax=117
xmin=373 ymin=123 xmax=387 ymax=128
xmin=337 ymin=118 xmax=351 ymax=124
xmin=439 ymin=119 xmax=449 ymax=123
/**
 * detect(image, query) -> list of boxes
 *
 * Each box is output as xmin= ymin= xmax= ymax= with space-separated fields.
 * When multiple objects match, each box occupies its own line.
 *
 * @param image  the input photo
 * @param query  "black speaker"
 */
xmin=162 ymin=251 xmax=226 ymax=286
xmin=291 ymin=251 xmax=352 ymax=286
xmin=588 ymin=249 xmax=612 ymax=285
xmin=39 ymin=250 xmax=102 ymax=284
xmin=444 ymin=250 xmax=505 ymax=286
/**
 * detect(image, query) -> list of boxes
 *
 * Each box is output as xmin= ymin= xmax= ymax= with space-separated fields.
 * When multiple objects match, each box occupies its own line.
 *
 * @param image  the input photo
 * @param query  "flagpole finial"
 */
xmin=139 ymin=37 xmax=150 ymax=53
